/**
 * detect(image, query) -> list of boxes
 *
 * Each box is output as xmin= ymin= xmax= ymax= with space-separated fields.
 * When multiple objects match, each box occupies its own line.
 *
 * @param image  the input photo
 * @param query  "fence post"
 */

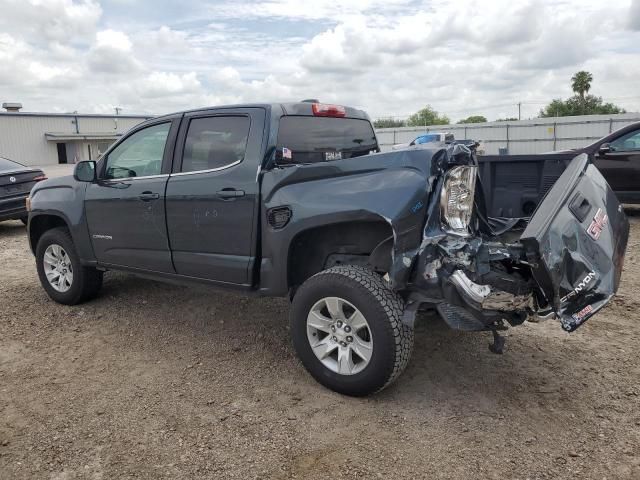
xmin=553 ymin=121 xmax=557 ymax=151
xmin=506 ymin=123 xmax=509 ymax=154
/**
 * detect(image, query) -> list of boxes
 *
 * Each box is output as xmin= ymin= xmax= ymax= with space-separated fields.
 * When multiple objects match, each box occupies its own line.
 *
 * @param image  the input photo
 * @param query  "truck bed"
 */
xmin=478 ymin=153 xmax=577 ymax=218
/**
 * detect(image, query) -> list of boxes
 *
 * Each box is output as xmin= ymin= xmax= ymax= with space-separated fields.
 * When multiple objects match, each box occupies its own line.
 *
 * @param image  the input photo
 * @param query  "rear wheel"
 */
xmin=35 ymin=227 xmax=103 ymax=305
xmin=290 ymin=265 xmax=414 ymax=396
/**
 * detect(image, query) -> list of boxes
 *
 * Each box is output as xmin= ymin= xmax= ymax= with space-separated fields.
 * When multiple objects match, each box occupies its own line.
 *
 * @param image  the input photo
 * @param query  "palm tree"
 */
xmin=571 ymin=71 xmax=593 ymax=100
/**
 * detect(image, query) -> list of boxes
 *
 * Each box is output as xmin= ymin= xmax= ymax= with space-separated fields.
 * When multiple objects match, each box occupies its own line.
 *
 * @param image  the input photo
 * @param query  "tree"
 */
xmin=457 ymin=115 xmax=487 ymax=124
xmin=539 ymin=95 xmax=625 ymax=117
xmin=406 ymin=105 xmax=450 ymax=127
xmin=539 ymin=72 xmax=625 ymax=117
xmin=495 ymin=117 xmax=518 ymax=122
xmin=571 ymin=71 xmax=593 ymax=99
xmin=373 ymin=117 xmax=406 ymax=128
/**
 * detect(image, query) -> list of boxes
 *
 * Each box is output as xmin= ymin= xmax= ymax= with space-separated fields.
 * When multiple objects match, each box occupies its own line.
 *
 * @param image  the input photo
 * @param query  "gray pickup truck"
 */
xmin=27 ymin=102 xmax=629 ymax=396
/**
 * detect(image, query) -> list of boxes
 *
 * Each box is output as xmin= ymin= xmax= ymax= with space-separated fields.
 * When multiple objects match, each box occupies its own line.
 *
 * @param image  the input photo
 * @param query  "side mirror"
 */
xmin=598 ymin=143 xmax=611 ymax=155
xmin=74 ymin=161 xmax=97 ymax=182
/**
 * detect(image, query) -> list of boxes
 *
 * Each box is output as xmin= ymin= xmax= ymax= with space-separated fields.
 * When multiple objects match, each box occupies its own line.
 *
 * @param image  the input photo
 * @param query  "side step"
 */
xmin=436 ymin=303 xmax=487 ymax=331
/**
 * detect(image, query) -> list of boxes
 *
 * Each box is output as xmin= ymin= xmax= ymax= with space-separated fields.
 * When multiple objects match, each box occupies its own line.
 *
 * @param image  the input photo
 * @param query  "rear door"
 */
xmin=85 ymin=118 xmax=179 ymax=272
xmin=520 ymin=154 xmax=629 ymax=332
xmin=165 ymin=107 xmax=265 ymax=285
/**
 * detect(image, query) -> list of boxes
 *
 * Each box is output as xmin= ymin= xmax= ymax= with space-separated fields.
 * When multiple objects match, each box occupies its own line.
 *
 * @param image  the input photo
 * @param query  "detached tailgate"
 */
xmin=520 ymin=154 xmax=629 ymax=331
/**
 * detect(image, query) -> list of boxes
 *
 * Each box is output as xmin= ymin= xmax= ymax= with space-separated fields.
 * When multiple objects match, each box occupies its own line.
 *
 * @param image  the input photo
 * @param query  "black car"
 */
xmin=554 ymin=121 xmax=640 ymax=204
xmin=0 ymin=156 xmax=46 ymax=224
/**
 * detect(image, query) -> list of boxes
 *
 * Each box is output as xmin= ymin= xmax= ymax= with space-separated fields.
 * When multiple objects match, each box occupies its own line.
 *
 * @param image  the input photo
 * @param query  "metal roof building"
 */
xmin=0 ymin=104 xmax=150 ymax=166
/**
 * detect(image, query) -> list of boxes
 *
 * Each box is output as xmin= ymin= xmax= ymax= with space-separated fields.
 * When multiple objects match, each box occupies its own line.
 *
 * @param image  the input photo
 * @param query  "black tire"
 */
xmin=20 ymin=216 xmax=28 ymax=226
xmin=35 ymin=227 xmax=103 ymax=305
xmin=290 ymin=265 xmax=414 ymax=396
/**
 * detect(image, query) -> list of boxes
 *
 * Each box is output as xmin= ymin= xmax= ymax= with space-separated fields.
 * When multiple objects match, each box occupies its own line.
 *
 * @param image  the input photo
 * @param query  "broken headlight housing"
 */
xmin=440 ymin=165 xmax=477 ymax=236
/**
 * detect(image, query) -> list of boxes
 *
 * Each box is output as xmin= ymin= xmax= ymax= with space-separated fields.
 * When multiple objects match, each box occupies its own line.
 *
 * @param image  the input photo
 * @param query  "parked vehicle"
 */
xmin=27 ymin=102 xmax=629 ymax=396
xmin=0 ymin=156 xmax=46 ymax=224
xmin=392 ymin=132 xmax=454 ymax=150
xmin=549 ymin=121 xmax=640 ymax=203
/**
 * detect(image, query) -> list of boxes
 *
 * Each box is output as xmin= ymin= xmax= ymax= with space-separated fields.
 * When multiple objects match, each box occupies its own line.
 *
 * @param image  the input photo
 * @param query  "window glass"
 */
xmin=104 ymin=123 xmax=170 ymax=179
xmin=182 ymin=116 xmax=250 ymax=172
xmin=414 ymin=134 xmax=440 ymax=144
xmin=276 ymin=116 xmax=378 ymax=164
xmin=610 ymin=130 xmax=640 ymax=152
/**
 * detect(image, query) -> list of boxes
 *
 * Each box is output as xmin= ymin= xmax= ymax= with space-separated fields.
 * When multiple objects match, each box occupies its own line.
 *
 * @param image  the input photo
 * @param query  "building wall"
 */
xmin=0 ymin=113 xmax=149 ymax=166
xmin=375 ymin=113 xmax=640 ymax=154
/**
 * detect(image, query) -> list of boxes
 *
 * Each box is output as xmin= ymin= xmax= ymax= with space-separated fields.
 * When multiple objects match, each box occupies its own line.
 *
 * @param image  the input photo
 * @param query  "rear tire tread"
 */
xmin=291 ymin=265 xmax=414 ymax=395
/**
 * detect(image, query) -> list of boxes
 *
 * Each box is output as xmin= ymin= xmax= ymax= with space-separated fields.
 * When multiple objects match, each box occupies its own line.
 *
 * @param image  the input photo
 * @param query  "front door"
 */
xmin=85 ymin=120 xmax=178 ymax=272
xmin=165 ymin=108 xmax=265 ymax=285
xmin=593 ymin=127 xmax=640 ymax=199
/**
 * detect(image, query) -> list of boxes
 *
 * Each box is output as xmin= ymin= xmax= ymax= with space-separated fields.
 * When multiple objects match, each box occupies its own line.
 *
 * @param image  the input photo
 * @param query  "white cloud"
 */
xmin=0 ymin=0 xmax=101 ymax=43
xmin=0 ymin=0 xmax=639 ymax=119
xmin=95 ymin=29 xmax=132 ymax=51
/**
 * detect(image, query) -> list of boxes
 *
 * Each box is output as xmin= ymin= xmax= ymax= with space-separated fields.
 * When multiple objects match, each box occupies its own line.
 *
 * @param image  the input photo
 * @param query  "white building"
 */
xmin=0 ymin=103 xmax=150 ymax=166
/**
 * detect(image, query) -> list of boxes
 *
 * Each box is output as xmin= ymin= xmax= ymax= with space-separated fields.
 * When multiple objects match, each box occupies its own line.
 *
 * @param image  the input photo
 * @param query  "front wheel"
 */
xmin=35 ymin=227 xmax=103 ymax=305
xmin=290 ymin=265 xmax=414 ymax=396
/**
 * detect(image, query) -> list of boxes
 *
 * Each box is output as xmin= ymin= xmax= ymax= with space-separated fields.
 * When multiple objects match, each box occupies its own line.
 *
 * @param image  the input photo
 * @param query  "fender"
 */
xmin=258 ymin=148 xmax=450 ymax=295
xmin=28 ymin=177 xmax=97 ymax=265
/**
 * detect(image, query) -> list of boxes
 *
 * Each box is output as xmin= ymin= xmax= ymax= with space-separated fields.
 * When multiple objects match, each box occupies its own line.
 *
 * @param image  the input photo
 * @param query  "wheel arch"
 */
xmin=287 ymin=219 xmax=393 ymax=292
xmin=29 ymin=213 xmax=71 ymax=254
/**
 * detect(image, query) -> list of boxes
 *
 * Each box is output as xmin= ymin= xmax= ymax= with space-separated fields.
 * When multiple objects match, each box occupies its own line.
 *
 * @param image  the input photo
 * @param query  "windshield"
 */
xmin=276 ymin=116 xmax=378 ymax=164
xmin=0 ymin=156 xmax=26 ymax=174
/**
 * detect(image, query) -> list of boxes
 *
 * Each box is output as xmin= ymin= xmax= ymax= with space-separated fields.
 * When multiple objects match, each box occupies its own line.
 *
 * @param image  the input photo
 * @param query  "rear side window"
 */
xmin=276 ymin=116 xmax=378 ymax=164
xmin=181 ymin=116 xmax=250 ymax=172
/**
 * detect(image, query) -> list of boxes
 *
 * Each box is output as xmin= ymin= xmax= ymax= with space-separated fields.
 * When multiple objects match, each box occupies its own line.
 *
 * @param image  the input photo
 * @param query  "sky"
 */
xmin=1 ymin=0 xmax=639 ymax=122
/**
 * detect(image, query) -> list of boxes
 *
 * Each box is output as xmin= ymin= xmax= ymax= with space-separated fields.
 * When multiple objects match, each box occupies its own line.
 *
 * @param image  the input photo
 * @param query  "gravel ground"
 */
xmin=1 ymin=210 xmax=639 ymax=479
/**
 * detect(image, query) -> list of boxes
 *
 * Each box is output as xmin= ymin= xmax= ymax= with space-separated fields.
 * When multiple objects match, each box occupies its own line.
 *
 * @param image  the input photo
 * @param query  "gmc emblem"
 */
xmin=587 ymin=208 xmax=608 ymax=241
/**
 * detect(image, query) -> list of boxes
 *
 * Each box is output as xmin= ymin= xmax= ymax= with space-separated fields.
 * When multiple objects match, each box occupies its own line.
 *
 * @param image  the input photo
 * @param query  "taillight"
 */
xmin=312 ymin=103 xmax=346 ymax=117
xmin=33 ymin=175 xmax=47 ymax=181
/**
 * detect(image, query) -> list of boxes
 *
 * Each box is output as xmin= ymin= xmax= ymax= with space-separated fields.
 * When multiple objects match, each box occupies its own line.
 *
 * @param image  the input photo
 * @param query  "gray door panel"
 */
xmin=85 ymin=119 xmax=179 ymax=272
xmin=165 ymin=108 xmax=265 ymax=285
xmin=86 ymin=176 xmax=172 ymax=271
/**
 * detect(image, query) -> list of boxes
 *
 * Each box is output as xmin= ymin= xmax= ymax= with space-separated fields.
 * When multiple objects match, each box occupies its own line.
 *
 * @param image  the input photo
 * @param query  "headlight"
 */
xmin=440 ymin=165 xmax=477 ymax=236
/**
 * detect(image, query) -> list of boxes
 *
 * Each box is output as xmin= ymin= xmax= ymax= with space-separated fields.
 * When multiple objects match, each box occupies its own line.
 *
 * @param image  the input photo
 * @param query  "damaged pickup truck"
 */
xmin=27 ymin=102 xmax=630 ymax=396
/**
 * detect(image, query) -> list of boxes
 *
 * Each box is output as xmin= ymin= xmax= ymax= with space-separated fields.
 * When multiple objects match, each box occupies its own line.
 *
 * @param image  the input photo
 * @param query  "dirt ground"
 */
xmin=1 ymin=210 xmax=639 ymax=480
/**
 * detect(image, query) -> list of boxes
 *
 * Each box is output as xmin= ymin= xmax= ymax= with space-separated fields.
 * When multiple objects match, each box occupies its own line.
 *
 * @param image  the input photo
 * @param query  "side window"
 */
xmin=181 ymin=116 xmax=250 ymax=173
xmin=610 ymin=130 xmax=640 ymax=152
xmin=104 ymin=123 xmax=171 ymax=179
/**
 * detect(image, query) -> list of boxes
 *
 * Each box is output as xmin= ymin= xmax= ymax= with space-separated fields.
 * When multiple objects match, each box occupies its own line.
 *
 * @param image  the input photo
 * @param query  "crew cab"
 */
xmin=27 ymin=102 xmax=629 ymax=396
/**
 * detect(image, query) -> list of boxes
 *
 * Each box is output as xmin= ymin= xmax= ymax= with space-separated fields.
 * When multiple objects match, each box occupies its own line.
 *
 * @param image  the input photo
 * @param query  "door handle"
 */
xmin=139 ymin=191 xmax=160 ymax=201
xmin=216 ymin=189 xmax=245 ymax=199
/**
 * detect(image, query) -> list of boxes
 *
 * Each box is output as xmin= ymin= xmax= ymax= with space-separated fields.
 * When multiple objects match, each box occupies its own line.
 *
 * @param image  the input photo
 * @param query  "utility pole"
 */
xmin=517 ymin=102 xmax=521 ymax=121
